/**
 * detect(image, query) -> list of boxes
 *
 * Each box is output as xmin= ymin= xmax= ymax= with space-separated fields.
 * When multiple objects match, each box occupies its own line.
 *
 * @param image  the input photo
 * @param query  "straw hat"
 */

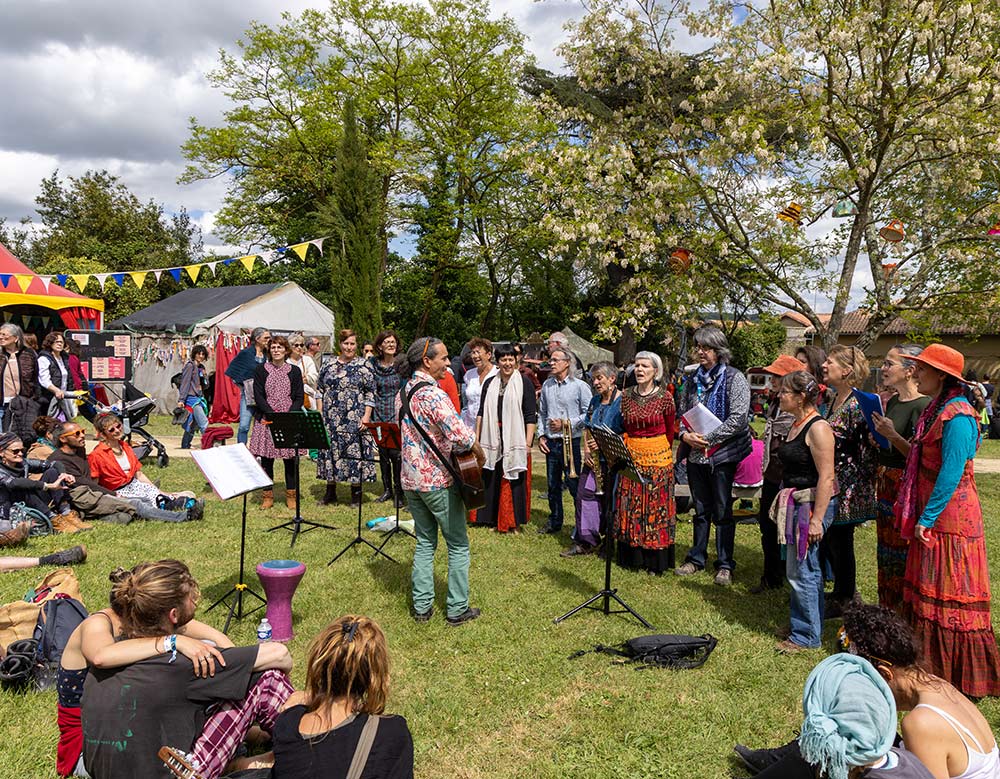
xmin=910 ymin=343 xmax=966 ymax=383
xmin=761 ymin=354 xmax=807 ymax=376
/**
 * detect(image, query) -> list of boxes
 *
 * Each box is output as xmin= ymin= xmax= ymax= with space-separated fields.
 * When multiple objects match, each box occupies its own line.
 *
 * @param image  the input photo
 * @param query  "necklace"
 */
xmin=791 ymin=410 xmax=817 ymax=428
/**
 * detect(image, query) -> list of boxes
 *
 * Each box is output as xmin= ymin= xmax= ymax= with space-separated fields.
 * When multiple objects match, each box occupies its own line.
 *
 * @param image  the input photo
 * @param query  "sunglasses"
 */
xmin=5 ymin=447 xmax=24 ymax=454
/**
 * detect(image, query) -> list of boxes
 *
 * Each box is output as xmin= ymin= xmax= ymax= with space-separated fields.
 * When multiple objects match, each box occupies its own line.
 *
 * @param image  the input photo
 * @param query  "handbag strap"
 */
xmin=400 ymin=381 xmax=464 ymax=486
xmin=345 ymin=714 xmax=381 ymax=779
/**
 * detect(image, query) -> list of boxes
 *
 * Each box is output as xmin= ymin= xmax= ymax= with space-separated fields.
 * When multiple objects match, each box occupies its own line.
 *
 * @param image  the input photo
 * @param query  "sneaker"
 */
xmin=186 ymin=499 xmax=205 ymax=521
xmin=714 ymin=568 xmax=733 ymax=586
xmin=776 ymin=638 xmax=811 ymax=654
xmin=537 ymin=524 xmax=561 ymax=535
xmin=412 ymin=607 xmax=433 ymax=623
xmin=675 ymin=562 xmax=702 ymax=576
xmin=733 ymin=741 xmax=800 ymax=775
xmin=446 ymin=607 xmax=481 ymax=626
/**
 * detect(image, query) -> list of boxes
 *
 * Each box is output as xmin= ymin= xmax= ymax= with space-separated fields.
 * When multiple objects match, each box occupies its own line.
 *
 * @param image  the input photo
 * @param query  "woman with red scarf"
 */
xmin=895 ymin=343 xmax=1000 ymax=698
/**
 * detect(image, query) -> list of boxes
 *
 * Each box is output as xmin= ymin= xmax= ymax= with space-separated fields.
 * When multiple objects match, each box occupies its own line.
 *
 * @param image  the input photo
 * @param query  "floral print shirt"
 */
xmin=398 ymin=371 xmax=476 ymax=492
xmin=825 ymin=394 xmax=877 ymax=525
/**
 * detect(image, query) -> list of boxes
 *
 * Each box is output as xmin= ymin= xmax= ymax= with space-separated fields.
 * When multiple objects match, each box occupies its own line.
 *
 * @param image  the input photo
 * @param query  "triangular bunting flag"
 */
xmin=94 ymin=274 xmax=109 ymax=291
xmin=153 ymin=269 xmax=164 ymax=283
xmin=289 ymin=242 xmax=310 ymax=261
xmin=110 ymin=273 xmax=126 ymax=287
xmin=184 ymin=264 xmax=202 ymax=284
xmin=128 ymin=271 xmax=147 ymax=289
xmin=14 ymin=274 xmax=34 ymax=293
xmin=222 ymin=258 xmax=236 ymax=266
xmin=56 ymin=274 xmax=69 ymax=287
xmin=168 ymin=268 xmax=182 ymax=283
xmin=0 ymin=273 xmax=10 ymax=287
xmin=2 ymin=312 xmax=11 ymax=323
xmin=309 ymin=238 xmax=325 ymax=254
xmin=206 ymin=261 xmax=219 ymax=276
xmin=238 ymin=255 xmax=258 ymax=273
xmin=71 ymin=274 xmax=90 ymax=292
xmin=39 ymin=276 xmax=52 ymax=292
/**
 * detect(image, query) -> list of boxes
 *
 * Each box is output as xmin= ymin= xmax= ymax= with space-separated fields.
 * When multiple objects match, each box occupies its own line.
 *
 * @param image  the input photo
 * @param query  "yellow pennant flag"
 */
xmin=185 ymin=264 xmax=203 ymax=284
xmin=289 ymin=242 xmax=310 ymax=261
xmin=71 ymin=274 xmax=91 ymax=292
xmin=238 ymin=255 xmax=258 ymax=273
xmin=14 ymin=274 xmax=33 ymax=292
xmin=128 ymin=271 xmax=147 ymax=289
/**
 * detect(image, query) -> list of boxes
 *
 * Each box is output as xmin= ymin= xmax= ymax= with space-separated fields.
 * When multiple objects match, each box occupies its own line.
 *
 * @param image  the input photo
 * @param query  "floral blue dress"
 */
xmin=315 ymin=357 xmax=376 ymax=483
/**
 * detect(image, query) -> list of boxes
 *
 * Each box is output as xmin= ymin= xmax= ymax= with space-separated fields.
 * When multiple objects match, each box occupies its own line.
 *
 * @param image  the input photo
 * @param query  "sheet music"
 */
xmin=191 ymin=444 xmax=273 ymax=500
xmin=681 ymin=403 xmax=723 ymax=436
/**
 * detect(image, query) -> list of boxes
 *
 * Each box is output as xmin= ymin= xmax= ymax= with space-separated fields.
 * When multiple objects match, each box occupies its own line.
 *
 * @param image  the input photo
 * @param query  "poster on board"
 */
xmin=66 ymin=330 xmax=134 ymax=382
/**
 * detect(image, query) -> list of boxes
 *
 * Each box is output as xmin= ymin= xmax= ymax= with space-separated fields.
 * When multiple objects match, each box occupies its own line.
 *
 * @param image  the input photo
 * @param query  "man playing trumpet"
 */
xmin=537 ymin=347 xmax=592 ymax=535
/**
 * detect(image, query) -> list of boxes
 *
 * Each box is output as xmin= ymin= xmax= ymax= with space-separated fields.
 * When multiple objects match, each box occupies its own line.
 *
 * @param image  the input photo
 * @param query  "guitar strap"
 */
xmin=399 ymin=381 xmax=466 ymax=487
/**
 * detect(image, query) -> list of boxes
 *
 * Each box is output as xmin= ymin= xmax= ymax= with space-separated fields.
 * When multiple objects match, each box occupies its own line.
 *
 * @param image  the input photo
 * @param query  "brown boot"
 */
xmin=52 ymin=511 xmax=89 ymax=534
xmin=261 ymin=489 xmax=274 ymax=509
xmin=65 ymin=510 xmax=93 ymax=532
xmin=285 ymin=489 xmax=297 ymax=509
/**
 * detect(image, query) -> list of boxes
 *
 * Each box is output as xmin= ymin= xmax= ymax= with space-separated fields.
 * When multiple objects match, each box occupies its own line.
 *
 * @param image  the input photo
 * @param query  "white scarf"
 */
xmin=479 ymin=370 xmax=528 ymax=480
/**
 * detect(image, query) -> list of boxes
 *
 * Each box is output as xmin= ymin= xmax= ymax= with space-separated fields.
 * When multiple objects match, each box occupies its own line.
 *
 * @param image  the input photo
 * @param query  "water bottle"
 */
xmin=256 ymin=618 xmax=272 ymax=643
xmin=366 ymin=516 xmax=392 ymax=529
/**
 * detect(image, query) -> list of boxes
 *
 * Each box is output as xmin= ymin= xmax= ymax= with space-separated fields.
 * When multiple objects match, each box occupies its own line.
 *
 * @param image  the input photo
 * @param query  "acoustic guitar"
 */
xmin=450 ymin=448 xmax=485 ymax=511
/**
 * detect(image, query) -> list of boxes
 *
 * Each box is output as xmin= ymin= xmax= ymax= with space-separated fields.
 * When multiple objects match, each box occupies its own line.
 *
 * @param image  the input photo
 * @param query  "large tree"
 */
xmin=539 ymin=0 xmax=1000 ymax=350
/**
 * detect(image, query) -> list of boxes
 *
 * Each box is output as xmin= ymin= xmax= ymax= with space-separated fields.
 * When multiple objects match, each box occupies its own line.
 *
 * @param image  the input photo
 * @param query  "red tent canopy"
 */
xmin=0 ymin=242 xmax=104 ymax=329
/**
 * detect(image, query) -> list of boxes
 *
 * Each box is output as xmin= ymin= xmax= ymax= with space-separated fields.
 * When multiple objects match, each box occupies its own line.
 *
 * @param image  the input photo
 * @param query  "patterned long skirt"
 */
xmin=901 ymin=530 xmax=1000 ymax=698
xmin=875 ymin=465 xmax=907 ymax=611
xmin=613 ymin=434 xmax=676 ymax=574
xmin=475 ymin=454 xmax=531 ymax=533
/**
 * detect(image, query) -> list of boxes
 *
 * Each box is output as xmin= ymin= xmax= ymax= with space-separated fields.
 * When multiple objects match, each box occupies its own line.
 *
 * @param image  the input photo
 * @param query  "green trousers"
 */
xmin=406 ymin=486 xmax=470 ymax=618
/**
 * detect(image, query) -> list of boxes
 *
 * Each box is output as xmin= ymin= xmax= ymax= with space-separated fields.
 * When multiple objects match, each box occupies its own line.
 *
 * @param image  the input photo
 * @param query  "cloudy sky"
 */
xmin=0 ymin=0 xmax=588 ymax=257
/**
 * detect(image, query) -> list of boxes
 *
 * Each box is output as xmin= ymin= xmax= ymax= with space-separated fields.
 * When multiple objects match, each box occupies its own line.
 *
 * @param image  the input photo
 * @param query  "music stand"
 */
xmin=553 ymin=425 xmax=654 ymax=628
xmin=192 ymin=445 xmax=270 ymax=634
xmin=267 ymin=411 xmax=337 ymax=547
xmin=364 ymin=421 xmax=416 ymax=555
xmin=328 ymin=428 xmax=400 ymax=566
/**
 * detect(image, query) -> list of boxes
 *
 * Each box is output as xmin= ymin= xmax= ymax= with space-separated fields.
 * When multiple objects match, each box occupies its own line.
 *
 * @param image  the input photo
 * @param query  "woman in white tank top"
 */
xmin=841 ymin=605 xmax=1000 ymax=779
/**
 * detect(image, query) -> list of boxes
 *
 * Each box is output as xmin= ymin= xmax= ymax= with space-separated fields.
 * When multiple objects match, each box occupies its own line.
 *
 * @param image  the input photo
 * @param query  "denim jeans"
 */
xmin=406 ymin=486 xmax=470 ymax=618
xmin=237 ymin=388 xmax=253 ymax=445
xmin=787 ymin=497 xmax=838 ymax=648
xmin=543 ymin=435 xmax=582 ymax=530
xmin=180 ymin=396 xmax=209 ymax=449
xmin=685 ymin=460 xmax=739 ymax=571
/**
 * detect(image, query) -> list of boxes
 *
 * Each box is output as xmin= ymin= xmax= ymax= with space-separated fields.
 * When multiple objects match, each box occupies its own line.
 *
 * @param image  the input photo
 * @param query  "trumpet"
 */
xmin=583 ymin=427 xmax=604 ymax=495
xmin=562 ymin=418 xmax=578 ymax=479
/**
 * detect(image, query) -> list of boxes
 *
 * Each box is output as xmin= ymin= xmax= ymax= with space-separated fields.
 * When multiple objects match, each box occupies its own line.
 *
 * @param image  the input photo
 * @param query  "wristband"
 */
xmin=164 ymin=634 xmax=177 ymax=663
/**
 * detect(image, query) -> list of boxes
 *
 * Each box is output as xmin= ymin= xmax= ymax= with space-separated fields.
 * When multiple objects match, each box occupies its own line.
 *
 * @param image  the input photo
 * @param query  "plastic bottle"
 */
xmin=366 ymin=516 xmax=392 ymax=529
xmin=256 ymin=618 xmax=272 ymax=643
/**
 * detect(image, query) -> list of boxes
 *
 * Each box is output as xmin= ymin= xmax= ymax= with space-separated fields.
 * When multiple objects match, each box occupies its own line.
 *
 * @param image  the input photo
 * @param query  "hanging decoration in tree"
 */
xmin=832 ymin=199 xmax=857 ymax=218
xmin=669 ymin=247 xmax=692 ymax=272
xmin=778 ymin=202 xmax=803 ymax=226
xmin=988 ymin=222 xmax=1000 ymax=239
xmin=878 ymin=219 xmax=906 ymax=242
xmin=881 ymin=263 xmax=897 ymax=280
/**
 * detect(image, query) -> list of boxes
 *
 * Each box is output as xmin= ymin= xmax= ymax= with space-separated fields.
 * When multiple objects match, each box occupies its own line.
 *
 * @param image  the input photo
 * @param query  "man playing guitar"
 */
xmin=397 ymin=336 xmax=486 ymax=627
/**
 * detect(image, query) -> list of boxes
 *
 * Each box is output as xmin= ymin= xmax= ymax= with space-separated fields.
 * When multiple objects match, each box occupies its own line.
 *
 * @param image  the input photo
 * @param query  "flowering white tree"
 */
xmin=535 ymin=0 xmax=1000 ymax=351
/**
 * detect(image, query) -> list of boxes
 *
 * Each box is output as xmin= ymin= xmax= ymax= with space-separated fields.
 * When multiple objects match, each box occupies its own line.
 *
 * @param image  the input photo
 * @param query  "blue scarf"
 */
xmin=694 ymin=363 xmax=728 ymax=421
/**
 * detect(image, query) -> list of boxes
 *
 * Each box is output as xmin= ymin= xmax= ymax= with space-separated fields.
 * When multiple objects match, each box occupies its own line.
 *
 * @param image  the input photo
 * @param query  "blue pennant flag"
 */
xmin=168 ymin=268 xmax=182 ymax=283
xmin=110 ymin=273 xmax=126 ymax=287
xmin=222 ymin=258 xmax=235 ymax=266
xmin=0 ymin=274 xmax=11 ymax=286
xmin=56 ymin=274 xmax=69 ymax=286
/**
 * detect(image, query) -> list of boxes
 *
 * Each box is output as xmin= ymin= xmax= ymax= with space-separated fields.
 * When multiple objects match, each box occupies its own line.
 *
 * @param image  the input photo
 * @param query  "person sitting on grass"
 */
xmin=57 ymin=564 xmax=233 ymax=777
xmin=735 ymin=604 xmax=998 ymax=778
xmin=0 ymin=431 xmax=81 ymax=533
xmin=26 ymin=414 xmax=59 ymax=463
xmin=87 ymin=412 xmax=204 ymax=521
xmin=82 ymin=559 xmax=294 ymax=779
xmin=0 ymin=544 xmax=86 ymax=574
xmin=50 ymin=422 xmax=192 ymax=524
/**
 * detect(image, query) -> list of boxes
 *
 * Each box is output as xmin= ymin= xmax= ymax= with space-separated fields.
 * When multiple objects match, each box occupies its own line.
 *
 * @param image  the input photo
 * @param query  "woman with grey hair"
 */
xmin=610 ymin=351 xmax=677 ymax=573
xmin=676 ymin=325 xmax=752 ymax=586
xmin=223 ymin=327 xmax=271 ymax=445
xmin=870 ymin=345 xmax=929 ymax=610
xmin=563 ymin=360 xmax=624 ymax=556
xmin=0 ymin=323 xmax=39 ymax=444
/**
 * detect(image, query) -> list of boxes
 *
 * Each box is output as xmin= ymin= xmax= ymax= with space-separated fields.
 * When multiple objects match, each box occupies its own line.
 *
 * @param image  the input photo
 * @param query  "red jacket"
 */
xmin=88 ymin=441 xmax=142 ymax=491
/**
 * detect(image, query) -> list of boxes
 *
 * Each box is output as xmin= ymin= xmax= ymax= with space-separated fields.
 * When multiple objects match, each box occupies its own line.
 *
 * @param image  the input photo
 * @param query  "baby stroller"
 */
xmin=92 ymin=381 xmax=170 ymax=467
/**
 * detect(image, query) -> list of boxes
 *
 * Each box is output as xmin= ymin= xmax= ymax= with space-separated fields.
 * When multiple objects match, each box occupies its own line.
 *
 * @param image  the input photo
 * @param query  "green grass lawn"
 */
xmin=3 ymin=454 xmax=1000 ymax=778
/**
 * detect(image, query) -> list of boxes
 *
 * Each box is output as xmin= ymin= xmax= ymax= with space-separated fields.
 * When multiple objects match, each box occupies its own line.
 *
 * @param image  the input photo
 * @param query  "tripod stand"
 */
xmin=206 ymin=493 xmax=267 ymax=633
xmin=329 ymin=429 xmax=400 ymax=565
xmin=364 ymin=422 xmax=416 ymax=556
xmin=266 ymin=411 xmax=337 ymax=547
xmin=554 ymin=426 xmax=654 ymax=628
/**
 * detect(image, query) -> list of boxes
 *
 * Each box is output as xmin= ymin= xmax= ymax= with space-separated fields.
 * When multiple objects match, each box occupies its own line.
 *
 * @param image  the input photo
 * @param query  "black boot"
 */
xmin=376 ymin=457 xmax=393 ymax=502
xmin=376 ymin=487 xmax=393 ymax=503
xmin=350 ymin=485 xmax=363 ymax=507
xmin=320 ymin=482 xmax=338 ymax=505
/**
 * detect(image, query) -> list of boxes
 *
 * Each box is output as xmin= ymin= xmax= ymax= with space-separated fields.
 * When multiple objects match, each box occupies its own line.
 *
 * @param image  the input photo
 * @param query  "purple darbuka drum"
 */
xmin=256 ymin=560 xmax=306 ymax=642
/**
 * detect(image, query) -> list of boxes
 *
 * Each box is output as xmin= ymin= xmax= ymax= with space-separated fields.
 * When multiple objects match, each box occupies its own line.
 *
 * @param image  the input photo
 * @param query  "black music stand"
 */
xmin=267 ymin=411 xmax=337 ymax=547
xmin=191 ymin=445 xmax=271 ymax=634
xmin=553 ymin=425 xmax=654 ymax=628
xmin=329 ymin=428 xmax=399 ymax=565
xmin=364 ymin=422 xmax=416 ymax=555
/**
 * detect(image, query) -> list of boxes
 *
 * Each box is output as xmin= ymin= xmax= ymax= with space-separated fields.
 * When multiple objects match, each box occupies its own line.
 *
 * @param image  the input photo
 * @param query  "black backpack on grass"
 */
xmin=572 ymin=634 xmax=718 ymax=670
xmin=34 ymin=596 xmax=88 ymax=668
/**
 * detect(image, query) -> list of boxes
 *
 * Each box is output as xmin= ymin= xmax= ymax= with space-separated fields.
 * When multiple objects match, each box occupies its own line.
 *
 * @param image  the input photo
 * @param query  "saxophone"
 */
xmin=584 ymin=427 xmax=604 ymax=495
xmin=562 ymin=418 xmax=578 ymax=479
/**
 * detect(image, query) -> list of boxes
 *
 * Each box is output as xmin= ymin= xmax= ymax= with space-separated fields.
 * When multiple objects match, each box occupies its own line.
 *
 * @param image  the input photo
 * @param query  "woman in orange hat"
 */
xmin=896 ymin=343 xmax=1000 ymax=698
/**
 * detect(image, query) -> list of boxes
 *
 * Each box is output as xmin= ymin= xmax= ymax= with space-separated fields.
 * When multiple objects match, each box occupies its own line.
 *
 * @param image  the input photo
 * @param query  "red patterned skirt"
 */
xmin=901 ymin=528 xmax=1000 ymax=698
xmin=875 ymin=465 xmax=907 ymax=611
xmin=613 ymin=434 xmax=675 ymax=550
